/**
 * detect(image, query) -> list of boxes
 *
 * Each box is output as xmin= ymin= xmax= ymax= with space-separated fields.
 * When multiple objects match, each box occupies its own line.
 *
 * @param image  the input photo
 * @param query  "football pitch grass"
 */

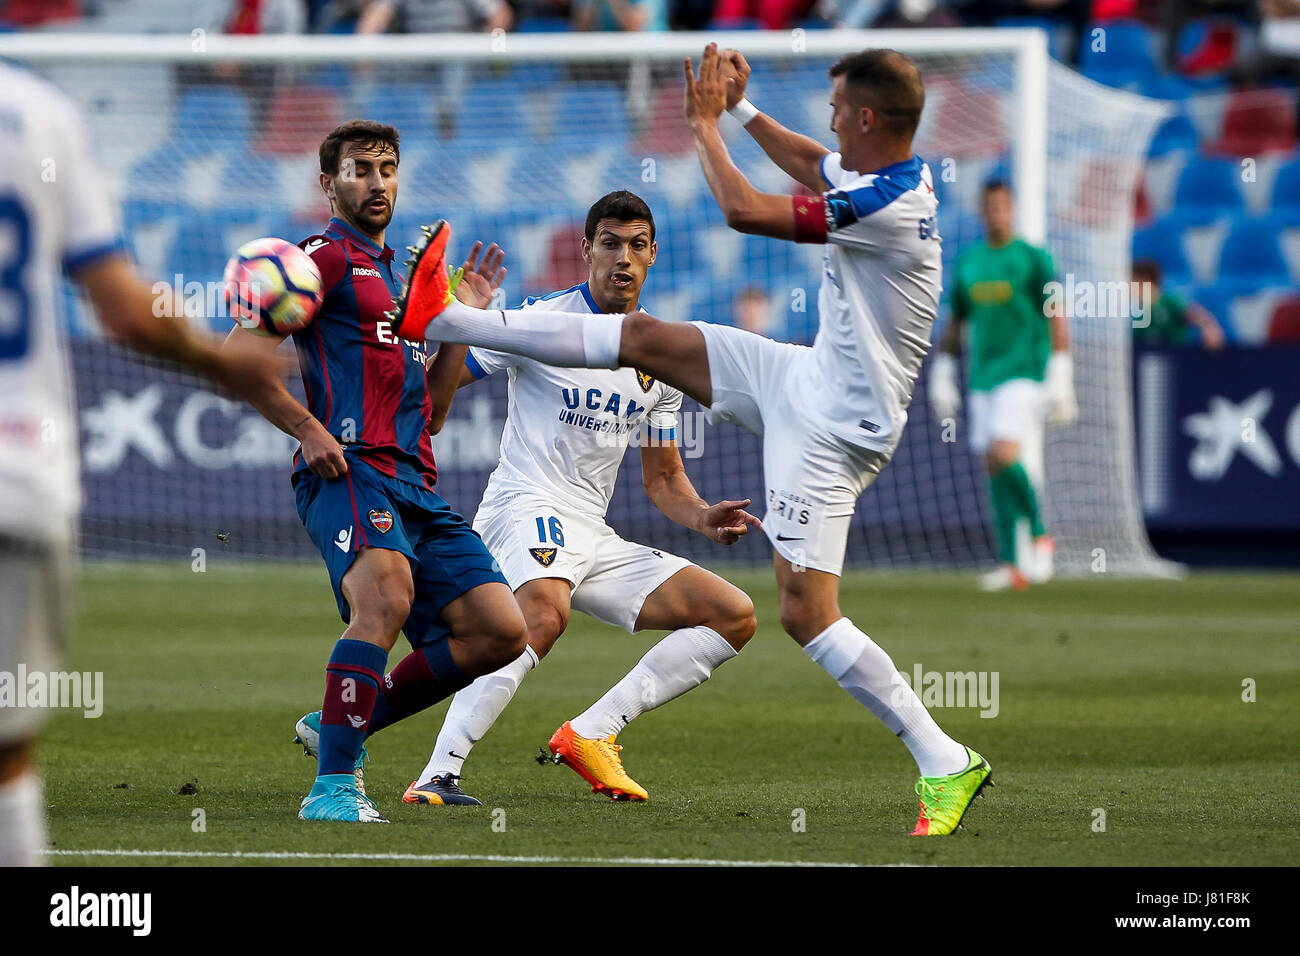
xmin=40 ymin=562 xmax=1299 ymax=867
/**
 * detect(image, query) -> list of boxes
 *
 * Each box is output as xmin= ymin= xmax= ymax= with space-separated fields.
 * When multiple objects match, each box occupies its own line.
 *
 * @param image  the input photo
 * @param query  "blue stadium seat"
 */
xmin=1217 ymin=217 xmax=1291 ymax=292
xmin=1173 ymin=158 xmax=1244 ymax=224
xmin=1270 ymin=158 xmax=1300 ymax=215
xmin=1077 ymin=20 xmax=1158 ymax=89
xmin=363 ymin=84 xmax=437 ymax=144
xmin=174 ymin=86 xmax=251 ymax=157
xmin=1147 ymin=113 xmax=1199 ymax=157
xmin=1132 ymin=220 xmax=1192 ymax=285
xmin=551 ymin=84 xmax=629 ymax=146
xmin=456 ymin=79 xmax=531 ymax=145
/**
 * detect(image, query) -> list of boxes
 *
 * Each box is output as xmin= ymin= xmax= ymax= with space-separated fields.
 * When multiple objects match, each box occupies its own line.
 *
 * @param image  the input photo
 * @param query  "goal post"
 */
xmin=0 ymin=29 xmax=1176 ymax=576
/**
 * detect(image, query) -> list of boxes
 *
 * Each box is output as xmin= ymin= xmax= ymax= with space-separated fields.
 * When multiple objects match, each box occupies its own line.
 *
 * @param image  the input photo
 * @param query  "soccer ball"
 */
xmin=223 ymin=237 xmax=323 ymax=336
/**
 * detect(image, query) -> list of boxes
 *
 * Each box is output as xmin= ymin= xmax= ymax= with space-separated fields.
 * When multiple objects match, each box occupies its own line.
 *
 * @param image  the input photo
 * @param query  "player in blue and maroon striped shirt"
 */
xmin=225 ymin=120 xmax=525 ymax=822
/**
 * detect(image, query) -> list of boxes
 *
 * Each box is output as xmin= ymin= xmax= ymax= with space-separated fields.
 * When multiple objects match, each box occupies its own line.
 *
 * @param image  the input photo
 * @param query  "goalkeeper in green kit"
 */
xmin=930 ymin=181 xmax=1076 ymax=591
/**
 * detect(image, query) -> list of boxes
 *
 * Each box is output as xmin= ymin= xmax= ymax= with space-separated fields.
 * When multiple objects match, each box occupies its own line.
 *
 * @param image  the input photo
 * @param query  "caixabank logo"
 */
xmin=1137 ymin=348 xmax=1300 ymax=529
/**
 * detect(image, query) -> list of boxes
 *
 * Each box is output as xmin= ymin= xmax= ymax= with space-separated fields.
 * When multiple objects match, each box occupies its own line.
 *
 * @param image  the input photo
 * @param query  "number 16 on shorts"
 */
xmin=530 ymin=515 xmax=564 ymax=567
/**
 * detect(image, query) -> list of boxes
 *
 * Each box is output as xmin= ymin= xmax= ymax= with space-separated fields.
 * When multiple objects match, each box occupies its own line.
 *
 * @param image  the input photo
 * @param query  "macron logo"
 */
xmin=303 ymin=239 xmax=328 ymax=255
xmin=50 ymin=886 xmax=151 ymax=936
xmin=347 ymin=714 xmax=366 ymax=729
xmin=352 ymin=266 xmax=382 ymax=279
xmin=335 ymin=527 xmax=353 ymax=552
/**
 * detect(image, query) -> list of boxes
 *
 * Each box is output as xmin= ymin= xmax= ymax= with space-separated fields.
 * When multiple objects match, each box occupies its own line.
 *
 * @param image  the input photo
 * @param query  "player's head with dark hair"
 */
xmin=1132 ymin=258 xmax=1162 ymax=287
xmin=318 ymin=120 xmax=401 ymax=241
xmin=828 ymin=49 xmax=925 ymax=145
xmin=979 ymin=179 xmax=1015 ymax=245
xmin=581 ymin=190 xmax=657 ymax=315
xmin=584 ymin=190 xmax=656 ymax=243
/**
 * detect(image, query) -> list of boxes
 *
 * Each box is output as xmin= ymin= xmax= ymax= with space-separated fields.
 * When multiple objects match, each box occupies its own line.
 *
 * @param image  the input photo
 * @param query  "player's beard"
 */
xmin=347 ymin=193 xmax=394 ymax=236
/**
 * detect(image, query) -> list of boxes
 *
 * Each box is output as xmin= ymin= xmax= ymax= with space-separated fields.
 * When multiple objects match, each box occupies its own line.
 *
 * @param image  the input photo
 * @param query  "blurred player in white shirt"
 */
xmin=394 ymin=45 xmax=994 ymax=835
xmin=405 ymin=191 xmax=758 ymax=804
xmin=0 ymin=63 xmax=283 ymax=865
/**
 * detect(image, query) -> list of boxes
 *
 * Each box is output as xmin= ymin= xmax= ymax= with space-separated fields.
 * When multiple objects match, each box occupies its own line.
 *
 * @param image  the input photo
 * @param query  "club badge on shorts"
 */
xmin=635 ymin=370 xmax=655 ymax=392
xmin=368 ymin=509 xmax=394 ymax=534
xmin=529 ymin=547 xmax=557 ymax=567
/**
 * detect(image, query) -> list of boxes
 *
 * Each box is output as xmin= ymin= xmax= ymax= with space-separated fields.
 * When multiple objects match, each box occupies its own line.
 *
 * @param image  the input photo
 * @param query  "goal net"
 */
xmin=2 ymin=30 xmax=1173 ymax=575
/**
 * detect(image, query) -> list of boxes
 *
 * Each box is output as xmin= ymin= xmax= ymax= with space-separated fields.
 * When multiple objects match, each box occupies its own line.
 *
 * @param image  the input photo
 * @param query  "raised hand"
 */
xmin=683 ymin=42 xmax=731 ymax=131
xmin=453 ymin=241 xmax=507 ymax=309
xmin=722 ymin=48 xmax=751 ymax=110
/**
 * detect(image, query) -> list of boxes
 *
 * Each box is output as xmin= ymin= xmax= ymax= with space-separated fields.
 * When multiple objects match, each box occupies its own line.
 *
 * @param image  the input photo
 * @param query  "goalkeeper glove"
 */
xmin=1045 ymin=351 xmax=1078 ymax=425
xmin=928 ymin=352 xmax=961 ymax=423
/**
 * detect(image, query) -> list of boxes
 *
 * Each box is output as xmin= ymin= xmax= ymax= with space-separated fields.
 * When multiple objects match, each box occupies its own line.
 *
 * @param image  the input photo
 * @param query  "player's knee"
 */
xmin=715 ymin=591 xmax=757 ymax=650
xmin=485 ymin=608 xmax=528 ymax=668
xmin=778 ymin=591 xmax=826 ymax=644
xmin=349 ymin=574 xmax=413 ymax=641
xmin=525 ymin=606 xmax=567 ymax=660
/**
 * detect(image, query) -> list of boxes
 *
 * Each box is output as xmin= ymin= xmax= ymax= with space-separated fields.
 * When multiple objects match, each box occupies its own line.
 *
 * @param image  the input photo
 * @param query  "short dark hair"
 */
xmin=829 ymin=49 xmax=925 ymax=140
xmin=319 ymin=120 xmax=400 ymax=176
xmin=982 ymin=179 xmax=1012 ymax=200
xmin=1132 ymin=258 xmax=1162 ymax=284
xmin=585 ymin=190 xmax=655 ymax=242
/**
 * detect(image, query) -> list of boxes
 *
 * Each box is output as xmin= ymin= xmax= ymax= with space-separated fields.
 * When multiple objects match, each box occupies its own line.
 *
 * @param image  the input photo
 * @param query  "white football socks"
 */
xmin=803 ymin=617 xmax=968 ymax=777
xmin=570 ymin=626 xmax=738 ymax=741
xmin=421 ymin=645 xmax=539 ymax=780
xmin=0 ymin=772 xmax=46 ymax=867
xmin=429 ymin=299 xmax=624 ymax=369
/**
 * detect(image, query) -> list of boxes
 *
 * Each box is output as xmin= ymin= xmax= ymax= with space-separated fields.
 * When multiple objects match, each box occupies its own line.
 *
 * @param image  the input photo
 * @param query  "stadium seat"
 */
xmin=1077 ymin=19 xmax=1158 ymax=89
xmin=1205 ymin=88 xmax=1298 ymax=157
xmin=1147 ymin=113 xmax=1199 ymax=157
xmin=456 ymin=79 xmax=532 ymax=145
xmin=1132 ymin=222 xmax=1192 ymax=286
xmin=1271 ymin=158 xmax=1300 ymax=214
xmin=551 ymin=84 xmax=629 ymax=147
xmin=1267 ymin=297 xmax=1300 ymax=342
xmin=174 ymin=86 xmax=251 ymax=157
xmin=1216 ymin=218 xmax=1291 ymax=293
xmin=1172 ymin=158 xmax=1244 ymax=224
xmin=362 ymin=83 xmax=437 ymax=144
xmin=254 ymin=87 xmax=342 ymax=157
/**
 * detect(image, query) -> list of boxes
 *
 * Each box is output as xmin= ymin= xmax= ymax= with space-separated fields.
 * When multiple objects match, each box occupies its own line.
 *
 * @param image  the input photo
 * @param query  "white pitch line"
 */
xmin=42 ymin=848 xmax=903 ymax=867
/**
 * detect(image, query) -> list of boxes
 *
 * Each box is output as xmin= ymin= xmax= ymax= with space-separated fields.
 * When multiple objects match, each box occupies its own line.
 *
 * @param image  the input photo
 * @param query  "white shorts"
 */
xmin=693 ymin=322 xmax=892 ymax=576
xmin=473 ymin=494 xmax=692 ymax=633
xmin=0 ymin=537 xmax=72 ymax=745
xmin=968 ymin=379 xmax=1047 ymax=455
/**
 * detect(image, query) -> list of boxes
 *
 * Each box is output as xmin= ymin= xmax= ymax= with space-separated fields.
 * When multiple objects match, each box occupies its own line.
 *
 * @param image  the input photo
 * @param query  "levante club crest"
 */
xmin=529 ymin=547 xmax=557 ymax=567
xmin=635 ymin=370 xmax=654 ymax=392
xmin=368 ymin=509 xmax=394 ymax=534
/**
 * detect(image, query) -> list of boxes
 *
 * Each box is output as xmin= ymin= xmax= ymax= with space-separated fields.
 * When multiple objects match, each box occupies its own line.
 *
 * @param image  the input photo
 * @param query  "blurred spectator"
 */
xmin=1131 ymin=260 xmax=1226 ymax=349
xmin=670 ymin=0 xmax=713 ymax=28
xmin=199 ymin=0 xmax=307 ymax=33
xmin=712 ymin=0 xmax=817 ymax=29
xmin=359 ymin=0 xmax=514 ymax=32
xmin=573 ymin=0 xmax=668 ymax=31
xmin=734 ymin=287 xmax=774 ymax=336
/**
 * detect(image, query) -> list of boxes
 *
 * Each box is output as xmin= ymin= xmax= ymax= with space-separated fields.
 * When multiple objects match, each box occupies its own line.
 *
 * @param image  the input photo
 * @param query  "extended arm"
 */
xmin=641 ymin=443 xmax=760 ymax=545
xmin=220 ymin=325 xmax=348 ymax=478
xmin=78 ymin=254 xmax=285 ymax=407
xmin=686 ymin=45 xmax=799 ymax=241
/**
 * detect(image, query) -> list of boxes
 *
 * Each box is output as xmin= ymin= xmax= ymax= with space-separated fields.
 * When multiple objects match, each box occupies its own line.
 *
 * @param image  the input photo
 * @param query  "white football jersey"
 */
xmin=0 ymin=64 xmax=123 ymax=543
xmin=797 ymin=151 xmax=942 ymax=452
xmin=469 ymin=283 xmax=683 ymax=518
